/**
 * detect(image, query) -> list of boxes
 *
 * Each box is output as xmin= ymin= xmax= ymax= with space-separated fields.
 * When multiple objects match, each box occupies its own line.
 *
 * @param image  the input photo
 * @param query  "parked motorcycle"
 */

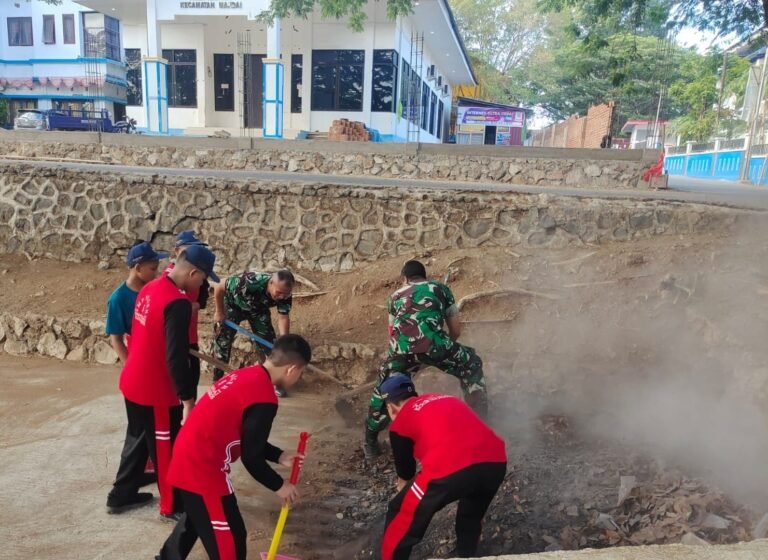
xmin=113 ymin=117 xmax=138 ymax=134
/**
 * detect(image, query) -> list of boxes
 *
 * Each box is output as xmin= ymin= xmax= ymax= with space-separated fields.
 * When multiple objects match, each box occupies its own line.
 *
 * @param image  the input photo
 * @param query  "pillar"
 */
xmin=142 ymin=0 xmax=169 ymax=134
xmin=263 ymin=19 xmax=284 ymax=138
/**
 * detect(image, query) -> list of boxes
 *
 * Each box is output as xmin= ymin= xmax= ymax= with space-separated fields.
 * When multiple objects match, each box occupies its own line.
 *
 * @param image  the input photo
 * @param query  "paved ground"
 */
xmin=450 ymin=539 xmax=768 ymax=560
xmin=0 ymin=354 xmax=341 ymax=560
xmin=6 ymin=158 xmax=768 ymax=210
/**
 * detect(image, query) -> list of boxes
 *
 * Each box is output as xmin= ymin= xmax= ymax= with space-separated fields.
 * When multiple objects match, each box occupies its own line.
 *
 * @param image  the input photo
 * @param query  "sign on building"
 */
xmin=457 ymin=106 xmax=525 ymax=127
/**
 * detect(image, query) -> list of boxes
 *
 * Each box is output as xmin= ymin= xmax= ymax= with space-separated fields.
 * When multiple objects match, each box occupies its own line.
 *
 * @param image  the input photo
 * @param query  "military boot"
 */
xmin=363 ymin=428 xmax=382 ymax=459
xmin=464 ymin=390 xmax=489 ymax=420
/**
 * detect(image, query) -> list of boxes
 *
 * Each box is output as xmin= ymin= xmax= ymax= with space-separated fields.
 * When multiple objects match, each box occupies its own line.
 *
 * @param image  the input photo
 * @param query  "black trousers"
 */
xmin=382 ymin=462 xmax=507 ymax=560
xmin=108 ymin=398 xmax=183 ymax=515
xmin=159 ymin=489 xmax=247 ymax=560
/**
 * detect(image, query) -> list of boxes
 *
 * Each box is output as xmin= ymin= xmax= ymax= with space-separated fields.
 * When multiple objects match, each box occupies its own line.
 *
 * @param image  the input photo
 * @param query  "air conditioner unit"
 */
xmin=427 ymin=65 xmax=436 ymax=80
xmin=442 ymin=84 xmax=449 ymax=96
xmin=437 ymin=75 xmax=443 ymax=88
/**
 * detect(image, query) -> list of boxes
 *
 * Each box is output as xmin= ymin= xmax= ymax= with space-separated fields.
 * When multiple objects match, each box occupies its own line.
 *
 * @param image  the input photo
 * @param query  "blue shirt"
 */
xmin=105 ymin=282 xmax=139 ymax=336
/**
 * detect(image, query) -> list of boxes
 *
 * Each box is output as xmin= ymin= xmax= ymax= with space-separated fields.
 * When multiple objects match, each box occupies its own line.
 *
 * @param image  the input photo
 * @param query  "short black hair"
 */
xmin=270 ymin=334 xmax=311 ymax=366
xmin=401 ymin=260 xmax=427 ymax=280
xmin=275 ymin=269 xmax=296 ymax=287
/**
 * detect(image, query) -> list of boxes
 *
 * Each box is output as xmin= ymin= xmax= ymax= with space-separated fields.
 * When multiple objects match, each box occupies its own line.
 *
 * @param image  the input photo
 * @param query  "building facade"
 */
xmin=72 ymin=0 xmax=475 ymax=140
xmin=0 ymin=0 xmax=127 ymax=123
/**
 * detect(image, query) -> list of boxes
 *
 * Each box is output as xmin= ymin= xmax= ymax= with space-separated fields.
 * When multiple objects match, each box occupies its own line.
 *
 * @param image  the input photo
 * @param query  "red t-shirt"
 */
xmin=390 ymin=394 xmax=507 ymax=479
xmin=169 ymin=364 xmax=279 ymax=496
xmin=119 ymin=276 xmax=188 ymax=406
xmin=163 ymin=263 xmax=200 ymax=344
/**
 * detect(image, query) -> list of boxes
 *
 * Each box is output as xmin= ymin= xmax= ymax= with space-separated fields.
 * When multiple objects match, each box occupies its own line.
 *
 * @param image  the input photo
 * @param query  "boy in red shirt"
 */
xmin=110 ymin=246 xmax=219 ymax=520
xmin=380 ymin=374 xmax=507 ymax=560
xmin=156 ymin=334 xmax=311 ymax=560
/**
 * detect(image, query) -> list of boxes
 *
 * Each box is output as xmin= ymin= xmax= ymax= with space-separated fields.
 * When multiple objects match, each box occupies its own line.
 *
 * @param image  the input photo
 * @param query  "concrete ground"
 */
xmin=444 ymin=539 xmax=768 ymax=560
xmin=0 ymin=354 xmax=337 ymax=559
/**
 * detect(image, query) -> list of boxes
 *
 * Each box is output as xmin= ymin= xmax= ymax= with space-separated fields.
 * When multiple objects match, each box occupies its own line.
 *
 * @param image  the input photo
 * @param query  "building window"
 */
xmin=7 ymin=17 xmax=33 ymax=47
xmin=399 ymin=61 xmax=419 ymax=123
xmin=311 ymin=50 xmax=364 ymax=111
xmin=104 ymin=16 xmax=120 ymax=61
xmin=429 ymin=92 xmax=437 ymax=136
xmin=421 ymin=81 xmax=429 ymax=131
xmin=62 ymin=14 xmax=75 ymax=44
xmin=125 ymin=48 xmax=142 ymax=106
xmin=372 ymin=50 xmax=398 ymax=113
xmin=82 ymin=13 xmax=121 ymax=61
xmin=163 ymin=49 xmax=197 ymax=107
xmin=291 ymin=54 xmax=303 ymax=114
xmin=214 ymin=53 xmax=234 ymax=112
xmin=43 ymin=15 xmax=56 ymax=44
xmin=436 ymin=100 xmax=444 ymax=140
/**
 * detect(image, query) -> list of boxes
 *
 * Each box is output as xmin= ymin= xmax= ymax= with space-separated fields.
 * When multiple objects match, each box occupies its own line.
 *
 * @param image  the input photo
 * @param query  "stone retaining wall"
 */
xmin=0 ymin=163 xmax=755 ymax=273
xmin=0 ymin=131 xmax=660 ymax=189
xmin=0 ymin=310 xmax=380 ymax=380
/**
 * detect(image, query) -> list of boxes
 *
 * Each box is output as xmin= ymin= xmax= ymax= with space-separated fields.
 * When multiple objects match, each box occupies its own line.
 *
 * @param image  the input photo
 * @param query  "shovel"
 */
xmin=260 ymin=431 xmax=310 ymax=560
xmin=223 ymin=319 xmax=347 ymax=387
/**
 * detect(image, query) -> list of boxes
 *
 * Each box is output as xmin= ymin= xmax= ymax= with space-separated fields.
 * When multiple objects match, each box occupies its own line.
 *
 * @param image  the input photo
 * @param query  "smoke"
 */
xmin=463 ymin=219 xmax=768 ymax=510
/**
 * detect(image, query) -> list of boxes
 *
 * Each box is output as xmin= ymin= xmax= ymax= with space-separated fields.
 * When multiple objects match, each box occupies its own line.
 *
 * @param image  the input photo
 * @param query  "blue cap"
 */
xmin=380 ymin=374 xmax=417 ymax=402
xmin=175 ymin=230 xmax=207 ymax=247
xmin=182 ymin=244 xmax=220 ymax=283
xmin=126 ymin=242 xmax=170 ymax=267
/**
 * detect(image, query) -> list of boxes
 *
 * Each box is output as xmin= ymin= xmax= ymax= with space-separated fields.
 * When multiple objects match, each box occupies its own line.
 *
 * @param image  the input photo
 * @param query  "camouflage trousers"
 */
xmin=365 ymin=341 xmax=487 ymax=434
xmin=210 ymin=302 xmax=275 ymax=381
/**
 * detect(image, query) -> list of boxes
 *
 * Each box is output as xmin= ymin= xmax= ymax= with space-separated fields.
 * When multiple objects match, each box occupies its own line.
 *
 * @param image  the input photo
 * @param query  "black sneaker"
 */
xmin=160 ymin=512 xmax=184 ymax=523
xmin=139 ymin=472 xmax=157 ymax=487
xmin=363 ymin=429 xmax=382 ymax=459
xmin=106 ymin=492 xmax=153 ymax=514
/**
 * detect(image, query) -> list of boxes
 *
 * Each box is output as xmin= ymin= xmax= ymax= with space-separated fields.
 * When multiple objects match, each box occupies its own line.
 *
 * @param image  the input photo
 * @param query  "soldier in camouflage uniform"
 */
xmin=211 ymin=270 xmax=295 ymax=393
xmin=363 ymin=260 xmax=488 ymax=458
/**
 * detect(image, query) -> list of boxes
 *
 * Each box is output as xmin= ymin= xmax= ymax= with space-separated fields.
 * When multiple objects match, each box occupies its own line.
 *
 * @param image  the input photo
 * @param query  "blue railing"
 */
xmin=665 ymin=144 xmax=768 ymax=185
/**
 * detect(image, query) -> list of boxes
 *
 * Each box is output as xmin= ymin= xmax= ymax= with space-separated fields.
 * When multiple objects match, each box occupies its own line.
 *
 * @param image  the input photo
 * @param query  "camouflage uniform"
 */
xmin=211 ymin=272 xmax=292 ymax=380
xmin=365 ymin=281 xmax=487 ymax=434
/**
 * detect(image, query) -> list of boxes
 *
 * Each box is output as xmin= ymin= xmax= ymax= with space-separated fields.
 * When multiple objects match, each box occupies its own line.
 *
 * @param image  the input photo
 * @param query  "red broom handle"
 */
xmin=289 ymin=432 xmax=310 ymax=485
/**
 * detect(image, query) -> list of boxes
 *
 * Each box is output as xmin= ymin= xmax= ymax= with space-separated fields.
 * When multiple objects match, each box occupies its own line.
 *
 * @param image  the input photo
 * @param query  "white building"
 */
xmin=68 ymin=0 xmax=476 ymax=140
xmin=0 ymin=0 xmax=128 ymax=123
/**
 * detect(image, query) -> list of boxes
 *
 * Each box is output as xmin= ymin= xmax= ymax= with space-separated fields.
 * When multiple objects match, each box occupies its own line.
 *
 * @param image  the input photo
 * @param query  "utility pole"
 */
xmin=714 ymin=51 xmax=728 ymax=134
xmin=740 ymin=51 xmax=768 ymax=182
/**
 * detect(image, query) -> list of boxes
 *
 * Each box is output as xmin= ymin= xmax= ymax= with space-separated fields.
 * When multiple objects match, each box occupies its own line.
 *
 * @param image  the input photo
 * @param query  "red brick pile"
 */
xmin=329 ymin=119 xmax=371 ymax=142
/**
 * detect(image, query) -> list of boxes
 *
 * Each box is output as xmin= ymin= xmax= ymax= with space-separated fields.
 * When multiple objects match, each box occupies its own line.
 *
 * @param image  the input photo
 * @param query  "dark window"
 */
xmin=409 ymin=68 xmax=419 ymax=123
xmin=436 ymin=100 xmax=444 ymax=141
xmin=7 ymin=17 xmax=33 ymax=46
xmin=104 ymin=16 xmax=120 ymax=61
xmin=125 ymin=48 xmax=142 ymax=106
xmin=429 ymin=92 xmax=437 ymax=135
xmin=311 ymin=50 xmax=364 ymax=111
xmin=43 ymin=15 xmax=55 ymax=44
xmin=291 ymin=54 xmax=303 ymax=114
xmin=63 ymin=14 xmax=75 ymax=44
xmin=163 ymin=49 xmax=197 ymax=107
xmin=421 ymin=81 xmax=429 ymax=130
xmin=213 ymin=54 xmax=234 ymax=112
xmin=371 ymin=49 xmax=398 ymax=112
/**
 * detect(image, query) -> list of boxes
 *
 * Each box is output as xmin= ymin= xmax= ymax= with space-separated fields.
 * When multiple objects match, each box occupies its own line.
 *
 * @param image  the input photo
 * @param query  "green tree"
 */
xmin=539 ymin=0 xmax=768 ymax=40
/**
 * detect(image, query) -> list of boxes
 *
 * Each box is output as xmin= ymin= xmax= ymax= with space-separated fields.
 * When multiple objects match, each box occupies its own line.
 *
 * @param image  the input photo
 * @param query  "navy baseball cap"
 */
xmin=126 ymin=241 xmax=170 ymax=267
xmin=380 ymin=374 xmax=417 ymax=403
xmin=183 ymin=244 xmax=220 ymax=283
xmin=175 ymin=230 xmax=207 ymax=247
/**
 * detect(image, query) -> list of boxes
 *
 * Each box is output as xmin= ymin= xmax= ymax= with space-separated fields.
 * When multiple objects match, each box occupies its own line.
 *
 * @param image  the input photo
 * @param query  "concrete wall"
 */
xmin=0 ymin=132 xmax=661 ymax=189
xmin=0 ymin=161 xmax=753 ymax=274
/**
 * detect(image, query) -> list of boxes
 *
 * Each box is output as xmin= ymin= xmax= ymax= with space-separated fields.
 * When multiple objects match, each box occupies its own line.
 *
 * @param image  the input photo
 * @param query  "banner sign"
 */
xmin=458 ymin=106 xmax=525 ymax=127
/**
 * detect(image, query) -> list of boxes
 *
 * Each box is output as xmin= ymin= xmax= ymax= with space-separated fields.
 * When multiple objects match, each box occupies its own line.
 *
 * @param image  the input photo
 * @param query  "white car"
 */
xmin=14 ymin=110 xmax=47 ymax=130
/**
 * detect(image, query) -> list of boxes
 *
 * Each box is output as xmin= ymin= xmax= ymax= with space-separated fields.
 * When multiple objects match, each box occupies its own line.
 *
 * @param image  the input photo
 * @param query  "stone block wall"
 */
xmin=0 ymin=133 xmax=659 ymax=189
xmin=0 ymin=163 xmax=755 ymax=274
